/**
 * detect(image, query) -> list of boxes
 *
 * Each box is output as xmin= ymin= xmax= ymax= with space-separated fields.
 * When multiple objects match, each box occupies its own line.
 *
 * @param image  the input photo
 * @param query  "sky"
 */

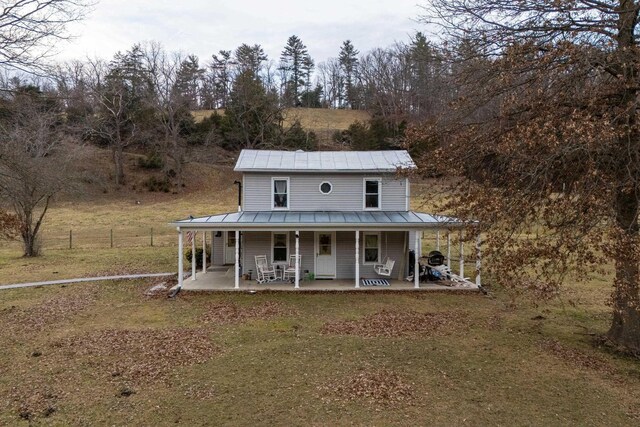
xmin=60 ymin=0 xmax=427 ymax=65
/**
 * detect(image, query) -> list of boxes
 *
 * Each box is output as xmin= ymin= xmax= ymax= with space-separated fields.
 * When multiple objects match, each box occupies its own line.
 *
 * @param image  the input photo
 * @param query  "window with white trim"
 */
xmin=272 ymin=178 xmax=289 ymax=209
xmin=319 ymin=181 xmax=332 ymax=194
xmin=363 ymin=232 xmax=380 ymax=264
xmin=272 ymin=232 xmax=289 ymax=262
xmin=364 ymin=178 xmax=381 ymax=209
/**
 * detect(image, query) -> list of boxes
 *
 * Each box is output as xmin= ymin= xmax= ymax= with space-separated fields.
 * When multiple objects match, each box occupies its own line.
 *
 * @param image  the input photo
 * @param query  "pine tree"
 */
xmin=235 ymin=43 xmax=267 ymax=75
xmin=279 ymin=35 xmax=313 ymax=107
xmin=208 ymin=50 xmax=234 ymax=108
xmin=338 ymin=40 xmax=359 ymax=109
xmin=174 ymin=55 xmax=204 ymax=110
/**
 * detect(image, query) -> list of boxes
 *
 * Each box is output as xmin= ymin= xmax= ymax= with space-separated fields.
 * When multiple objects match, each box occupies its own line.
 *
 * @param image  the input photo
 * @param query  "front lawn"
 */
xmin=0 ymin=280 xmax=638 ymax=425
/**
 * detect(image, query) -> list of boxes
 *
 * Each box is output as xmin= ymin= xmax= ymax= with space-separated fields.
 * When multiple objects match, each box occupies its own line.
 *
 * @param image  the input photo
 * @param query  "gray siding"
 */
xmin=243 ymin=172 xmax=408 ymax=212
xmin=240 ymin=230 xmax=408 ymax=280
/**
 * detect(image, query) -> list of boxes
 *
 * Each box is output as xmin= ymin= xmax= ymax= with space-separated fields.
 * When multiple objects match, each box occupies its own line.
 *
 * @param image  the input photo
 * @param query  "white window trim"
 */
xmin=271 ymin=231 xmax=290 ymax=263
xmin=362 ymin=231 xmax=381 ymax=265
xmin=363 ymin=177 xmax=382 ymax=211
xmin=319 ymin=181 xmax=333 ymax=195
xmin=271 ymin=176 xmax=290 ymax=211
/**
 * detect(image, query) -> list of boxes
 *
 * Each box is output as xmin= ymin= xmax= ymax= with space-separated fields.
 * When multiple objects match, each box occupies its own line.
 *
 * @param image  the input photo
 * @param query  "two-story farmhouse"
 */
xmin=170 ymin=149 xmax=478 ymax=290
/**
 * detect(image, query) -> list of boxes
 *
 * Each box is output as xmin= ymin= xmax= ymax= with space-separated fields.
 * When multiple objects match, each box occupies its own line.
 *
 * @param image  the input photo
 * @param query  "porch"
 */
xmin=170 ymin=210 xmax=481 ymax=292
xmin=181 ymin=267 xmax=479 ymax=292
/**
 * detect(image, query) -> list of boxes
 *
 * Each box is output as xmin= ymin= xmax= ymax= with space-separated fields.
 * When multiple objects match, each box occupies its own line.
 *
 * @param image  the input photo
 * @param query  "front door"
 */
xmin=224 ymin=231 xmax=236 ymax=264
xmin=315 ymin=232 xmax=336 ymax=278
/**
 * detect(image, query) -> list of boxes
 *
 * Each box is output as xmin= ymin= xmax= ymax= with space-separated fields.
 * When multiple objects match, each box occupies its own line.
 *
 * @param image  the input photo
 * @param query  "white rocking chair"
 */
xmin=283 ymin=255 xmax=302 ymax=282
xmin=374 ymin=258 xmax=395 ymax=277
xmin=255 ymin=255 xmax=276 ymax=283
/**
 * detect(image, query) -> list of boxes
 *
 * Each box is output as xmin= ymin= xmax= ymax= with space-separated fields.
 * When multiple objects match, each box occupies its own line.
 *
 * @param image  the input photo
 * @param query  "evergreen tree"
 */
xmin=279 ymin=35 xmax=313 ymax=107
xmin=338 ymin=40 xmax=359 ymax=108
xmin=208 ymin=50 xmax=234 ymax=108
xmin=224 ymin=70 xmax=282 ymax=149
xmin=174 ymin=55 xmax=204 ymax=110
xmin=235 ymin=43 xmax=267 ymax=75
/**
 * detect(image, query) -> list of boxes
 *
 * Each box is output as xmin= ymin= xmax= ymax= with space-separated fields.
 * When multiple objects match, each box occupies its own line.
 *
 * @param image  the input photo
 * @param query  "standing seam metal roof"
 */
xmin=234 ymin=149 xmax=416 ymax=172
xmin=170 ymin=211 xmax=468 ymax=228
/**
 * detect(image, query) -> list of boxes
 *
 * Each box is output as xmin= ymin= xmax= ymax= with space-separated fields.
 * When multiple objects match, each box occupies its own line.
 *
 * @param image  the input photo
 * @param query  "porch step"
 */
xmin=207 ymin=266 xmax=229 ymax=272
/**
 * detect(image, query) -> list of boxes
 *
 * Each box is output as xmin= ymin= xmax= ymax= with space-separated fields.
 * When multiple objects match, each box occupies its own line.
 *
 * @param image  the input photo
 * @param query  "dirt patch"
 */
xmin=541 ymin=339 xmax=615 ymax=375
xmin=320 ymin=309 xmax=466 ymax=338
xmin=201 ymin=301 xmax=297 ymax=325
xmin=2 ymin=287 xmax=97 ymax=333
xmin=318 ymin=366 xmax=415 ymax=406
xmin=53 ymin=328 xmax=219 ymax=385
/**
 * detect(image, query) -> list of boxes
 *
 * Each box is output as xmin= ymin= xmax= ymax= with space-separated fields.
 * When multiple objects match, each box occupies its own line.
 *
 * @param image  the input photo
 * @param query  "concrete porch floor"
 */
xmin=180 ymin=267 xmax=479 ymax=292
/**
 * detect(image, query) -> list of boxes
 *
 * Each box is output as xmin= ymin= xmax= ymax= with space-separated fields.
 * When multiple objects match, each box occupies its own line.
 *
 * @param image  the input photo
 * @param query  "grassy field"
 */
xmin=192 ymin=108 xmax=371 ymax=145
xmin=0 ymin=278 xmax=638 ymax=425
xmin=1 ymin=166 xmax=639 ymax=425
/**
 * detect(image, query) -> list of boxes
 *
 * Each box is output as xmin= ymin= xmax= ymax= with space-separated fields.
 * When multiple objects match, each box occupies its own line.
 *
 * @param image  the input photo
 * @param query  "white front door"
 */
xmin=224 ymin=231 xmax=236 ymax=264
xmin=315 ymin=232 xmax=336 ymax=278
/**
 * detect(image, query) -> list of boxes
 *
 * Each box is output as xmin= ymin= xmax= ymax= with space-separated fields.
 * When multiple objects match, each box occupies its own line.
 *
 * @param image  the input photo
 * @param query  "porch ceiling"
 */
xmin=170 ymin=210 xmax=472 ymax=231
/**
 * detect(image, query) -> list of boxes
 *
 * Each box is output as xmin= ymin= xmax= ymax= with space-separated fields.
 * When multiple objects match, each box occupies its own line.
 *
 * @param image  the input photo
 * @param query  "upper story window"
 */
xmin=364 ymin=178 xmax=381 ymax=210
xmin=272 ymin=177 xmax=289 ymax=210
xmin=319 ymin=181 xmax=332 ymax=194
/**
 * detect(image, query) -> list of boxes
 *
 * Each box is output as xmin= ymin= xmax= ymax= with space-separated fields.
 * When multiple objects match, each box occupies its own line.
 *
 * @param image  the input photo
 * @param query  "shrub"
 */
xmin=185 ymin=247 xmax=212 ymax=269
xmin=143 ymin=176 xmax=170 ymax=193
xmin=138 ymin=154 xmax=164 ymax=170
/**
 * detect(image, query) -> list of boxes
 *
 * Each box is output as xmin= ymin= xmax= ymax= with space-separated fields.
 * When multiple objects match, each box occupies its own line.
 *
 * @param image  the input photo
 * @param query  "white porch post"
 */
xmin=210 ymin=231 xmax=215 ymax=266
xmin=475 ymin=234 xmax=482 ymax=287
xmin=355 ymin=230 xmax=360 ymax=288
xmin=459 ymin=232 xmax=465 ymax=278
xmin=436 ymin=230 xmax=440 ymax=251
xmin=446 ymin=231 xmax=451 ymax=269
xmin=234 ymin=230 xmax=240 ymax=289
xmin=414 ymin=231 xmax=420 ymax=288
xmin=202 ymin=231 xmax=207 ymax=274
xmin=191 ymin=231 xmax=197 ymax=281
xmin=177 ymin=228 xmax=183 ymax=288
xmin=294 ymin=230 xmax=300 ymax=289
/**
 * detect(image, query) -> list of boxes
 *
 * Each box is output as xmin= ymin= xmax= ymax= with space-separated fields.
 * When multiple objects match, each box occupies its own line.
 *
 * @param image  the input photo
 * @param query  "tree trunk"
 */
xmin=607 ymin=190 xmax=640 ymax=354
xmin=112 ymin=141 xmax=125 ymax=186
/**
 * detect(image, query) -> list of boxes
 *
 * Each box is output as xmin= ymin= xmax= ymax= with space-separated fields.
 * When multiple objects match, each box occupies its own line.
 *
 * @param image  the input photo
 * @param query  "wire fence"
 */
xmin=36 ymin=227 xmax=179 ymax=250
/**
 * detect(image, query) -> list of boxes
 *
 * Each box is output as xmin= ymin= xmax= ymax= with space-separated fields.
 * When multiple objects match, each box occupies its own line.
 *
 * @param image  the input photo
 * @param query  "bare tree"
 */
xmin=417 ymin=0 xmax=640 ymax=354
xmin=142 ymin=42 xmax=190 ymax=189
xmin=0 ymin=87 xmax=72 ymax=256
xmin=0 ymin=0 xmax=91 ymax=72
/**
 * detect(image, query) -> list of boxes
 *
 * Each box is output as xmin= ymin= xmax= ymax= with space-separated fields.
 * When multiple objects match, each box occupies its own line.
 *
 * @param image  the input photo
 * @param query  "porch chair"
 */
xmin=283 ymin=255 xmax=302 ymax=282
xmin=374 ymin=257 xmax=395 ymax=277
xmin=255 ymin=255 xmax=277 ymax=283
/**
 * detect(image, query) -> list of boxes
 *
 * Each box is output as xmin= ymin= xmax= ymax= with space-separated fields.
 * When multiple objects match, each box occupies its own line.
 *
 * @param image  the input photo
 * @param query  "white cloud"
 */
xmin=60 ymin=0 xmax=425 ymax=64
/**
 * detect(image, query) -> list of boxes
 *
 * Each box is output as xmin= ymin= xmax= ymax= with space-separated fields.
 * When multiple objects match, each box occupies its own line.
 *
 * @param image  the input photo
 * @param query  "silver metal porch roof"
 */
xmin=170 ymin=211 xmax=469 ymax=230
xmin=234 ymin=149 xmax=416 ymax=173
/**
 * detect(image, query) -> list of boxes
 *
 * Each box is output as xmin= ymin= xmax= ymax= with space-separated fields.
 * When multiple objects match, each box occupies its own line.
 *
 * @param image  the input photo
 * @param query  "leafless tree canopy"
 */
xmin=0 ymin=0 xmax=90 ymax=72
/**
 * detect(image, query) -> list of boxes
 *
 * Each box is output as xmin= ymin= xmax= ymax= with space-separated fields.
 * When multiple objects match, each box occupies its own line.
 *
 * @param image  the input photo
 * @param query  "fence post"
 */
xmin=150 ymin=227 xmax=154 ymax=247
xmin=69 ymin=230 xmax=72 ymax=249
xmin=110 ymin=229 xmax=113 ymax=248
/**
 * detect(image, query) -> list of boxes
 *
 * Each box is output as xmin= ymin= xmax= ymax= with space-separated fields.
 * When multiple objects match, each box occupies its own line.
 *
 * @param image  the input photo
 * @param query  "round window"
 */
xmin=319 ymin=182 xmax=332 ymax=194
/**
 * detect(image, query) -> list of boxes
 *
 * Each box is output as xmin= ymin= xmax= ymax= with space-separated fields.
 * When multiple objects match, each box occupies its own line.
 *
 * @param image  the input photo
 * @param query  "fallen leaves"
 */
xmin=541 ymin=339 xmax=615 ymax=375
xmin=6 ymin=381 xmax=62 ymax=422
xmin=53 ymin=328 xmax=219 ymax=385
xmin=318 ymin=366 xmax=415 ymax=406
xmin=2 ymin=287 xmax=97 ymax=333
xmin=320 ymin=309 xmax=466 ymax=338
xmin=201 ymin=301 xmax=297 ymax=325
